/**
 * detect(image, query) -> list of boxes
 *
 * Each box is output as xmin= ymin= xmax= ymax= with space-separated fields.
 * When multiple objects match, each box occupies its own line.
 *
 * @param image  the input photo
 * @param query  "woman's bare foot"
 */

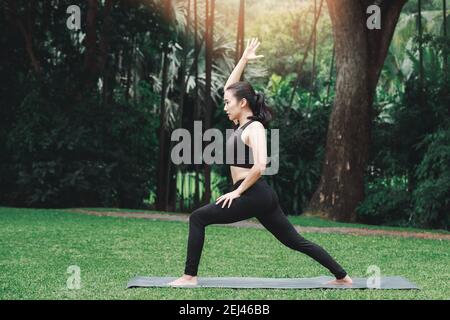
xmin=326 ymin=275 xmax=353 ymax=286
xmin=168 ymin=274 xmax=198 ymax=287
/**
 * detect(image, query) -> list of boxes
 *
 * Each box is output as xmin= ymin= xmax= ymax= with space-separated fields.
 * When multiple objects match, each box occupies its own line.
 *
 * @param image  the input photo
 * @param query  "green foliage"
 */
xmin=262 ymin=74 xmax=331 ymax=214
xmin=2 ymin=85 xmax=158 ymax=208
xmin=357 ymin=177 xmax=414 ymax=227
xmin=0 ymin=1 xmax=173 ymax=208
xmin=246 ymin=0 xmax=333 ymax=78
xmin=362 ymin=37 xmax=449 ymax=229
xmin=412 ymin=125 xmax=450 ymax=229
xmin=380 ymin=9 xmax=449 ymax=95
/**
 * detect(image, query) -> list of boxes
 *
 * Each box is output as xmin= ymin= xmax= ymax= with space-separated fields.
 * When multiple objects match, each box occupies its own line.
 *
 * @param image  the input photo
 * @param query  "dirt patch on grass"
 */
xmin=63 ymin=209 xmax=450 ymax=240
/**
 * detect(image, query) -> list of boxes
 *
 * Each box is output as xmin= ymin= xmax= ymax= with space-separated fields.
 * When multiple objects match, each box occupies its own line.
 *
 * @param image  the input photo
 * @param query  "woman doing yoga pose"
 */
xmin=169 ymin=38 xmax=352 ymax=287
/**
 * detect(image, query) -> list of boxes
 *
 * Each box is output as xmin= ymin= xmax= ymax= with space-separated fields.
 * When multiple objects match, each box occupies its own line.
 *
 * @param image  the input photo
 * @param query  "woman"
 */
xmin=169 ymin=38 xmax=352 ymax=287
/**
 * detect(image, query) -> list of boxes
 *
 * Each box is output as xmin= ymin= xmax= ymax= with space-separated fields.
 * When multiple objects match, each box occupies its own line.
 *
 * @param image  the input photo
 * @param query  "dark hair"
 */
xmin=225 ymin=81 xmax=274 ymax=128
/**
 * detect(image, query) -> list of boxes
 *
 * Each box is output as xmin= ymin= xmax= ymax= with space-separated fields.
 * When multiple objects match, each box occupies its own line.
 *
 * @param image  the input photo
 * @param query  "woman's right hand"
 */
xmin=224 ymin=38 xmax=263 ymax=91
xmin=242 ymin=38 xmax=264 ymax=62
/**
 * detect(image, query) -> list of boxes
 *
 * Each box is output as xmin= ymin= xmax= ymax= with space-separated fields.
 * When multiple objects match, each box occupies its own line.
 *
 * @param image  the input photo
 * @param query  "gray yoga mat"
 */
xmin=126 ymin=275 xmax=420 ymax=290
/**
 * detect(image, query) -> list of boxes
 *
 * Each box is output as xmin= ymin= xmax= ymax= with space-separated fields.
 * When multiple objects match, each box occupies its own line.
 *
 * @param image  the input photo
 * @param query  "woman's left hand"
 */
xmin=215 ymin=190 xmax=241 ymax=208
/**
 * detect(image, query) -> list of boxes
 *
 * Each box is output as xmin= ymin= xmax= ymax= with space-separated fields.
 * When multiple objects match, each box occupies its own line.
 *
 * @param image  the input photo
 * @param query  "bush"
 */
xmin=356 ymin=177 xmax=414 ymax=227
xmin=412 ymin=125 xmax=450 ymax=230
xmin=2 ymin=89 xmax=158 ymax=208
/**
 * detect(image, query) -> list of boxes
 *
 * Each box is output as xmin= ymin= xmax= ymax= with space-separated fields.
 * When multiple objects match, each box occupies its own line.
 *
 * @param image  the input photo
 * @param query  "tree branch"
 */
xmin=83 ymin=0 xmax=99 ymax=78
xmin=98 ymin=0 xmax=114 ymax=73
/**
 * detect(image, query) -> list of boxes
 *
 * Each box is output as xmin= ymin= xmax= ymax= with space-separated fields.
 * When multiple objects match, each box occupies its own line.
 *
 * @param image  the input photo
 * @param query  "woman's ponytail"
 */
xmin=249 ymin=91 xmax=274 ymax=128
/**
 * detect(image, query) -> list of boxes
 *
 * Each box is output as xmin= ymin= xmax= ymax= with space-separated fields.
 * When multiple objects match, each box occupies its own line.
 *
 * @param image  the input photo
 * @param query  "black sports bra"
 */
xmin=225 ymin=119 xmax=255 ymax=168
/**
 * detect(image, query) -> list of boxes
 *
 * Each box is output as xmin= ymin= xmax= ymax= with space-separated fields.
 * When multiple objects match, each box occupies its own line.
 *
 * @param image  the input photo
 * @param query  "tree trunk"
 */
xmin=6 ymin=0 xmax=42 ymax=74
xmin=156 ymin=0 xmax=173 ymax=211
xmin=202 ymin=0 xmax=215 ymax=205
xmin=308 ymin=0 xmax=407 ymax=222
xmin=170 ymin=0 xmax=192 ymax=211
xmin=325 ymin=45 xmax=335 ymax=104
xmin=444 ymin=0 xmax=448 ymax=96
xmin=235 ymin=0 xmax=245 ymax=64
xmin=83 ymin=0 xmax=99 ymax=90
xmin=417 ymin=0 xmax=423 ymax=95
xmin=100 ymin=0 xmax=114 ymax=106
xmin=308 ymin=0 xmax=318 ymax=109
xmin=191 ymin=0 xmax=200 ymax=210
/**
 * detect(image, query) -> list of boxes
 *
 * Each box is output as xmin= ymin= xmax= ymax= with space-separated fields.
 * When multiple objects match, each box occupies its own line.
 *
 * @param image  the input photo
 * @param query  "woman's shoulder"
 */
xmin=242 ymin=120 xmax=265 ymax=138
xmin=248 ymin=120 xmax=265 ymax=130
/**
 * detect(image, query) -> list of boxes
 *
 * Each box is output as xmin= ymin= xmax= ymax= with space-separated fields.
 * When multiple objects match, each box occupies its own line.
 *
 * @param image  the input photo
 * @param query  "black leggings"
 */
xmin=184 ymin=177 xmax=347 ymax=279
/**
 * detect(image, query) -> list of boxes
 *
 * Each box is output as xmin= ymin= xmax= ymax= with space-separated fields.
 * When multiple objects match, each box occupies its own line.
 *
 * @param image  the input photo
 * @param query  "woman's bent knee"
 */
xmin=189 ymin=210 xmax=201 ymax=219
xmin=189 ymin=206 xmax=210 ymax=224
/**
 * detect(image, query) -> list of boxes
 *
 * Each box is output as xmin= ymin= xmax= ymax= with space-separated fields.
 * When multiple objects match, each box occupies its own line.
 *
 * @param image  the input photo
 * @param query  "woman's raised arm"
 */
xmin=224 ymin=38 xmax=264 ymax=91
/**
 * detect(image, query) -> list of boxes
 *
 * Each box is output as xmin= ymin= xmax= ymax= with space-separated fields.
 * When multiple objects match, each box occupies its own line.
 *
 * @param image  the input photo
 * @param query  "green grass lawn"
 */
xmin=0 ymin=207 xmax=449 ymax=300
